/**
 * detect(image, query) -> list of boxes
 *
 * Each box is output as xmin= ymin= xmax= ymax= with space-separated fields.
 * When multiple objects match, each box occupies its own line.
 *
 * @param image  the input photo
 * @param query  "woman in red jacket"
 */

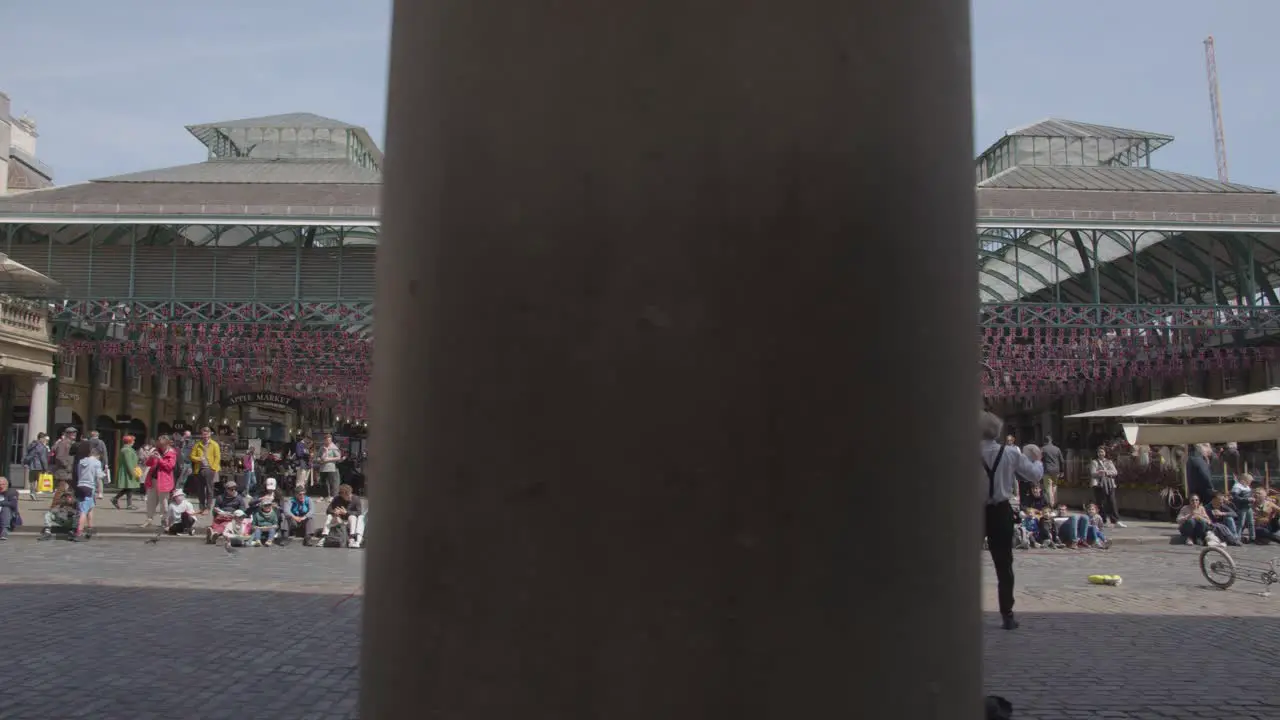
xmin=142 ymin=434 xmax=178 ymax=527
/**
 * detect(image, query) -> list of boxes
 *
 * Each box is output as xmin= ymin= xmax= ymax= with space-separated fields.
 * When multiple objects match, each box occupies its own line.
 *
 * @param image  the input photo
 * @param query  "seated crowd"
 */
xmin=1176 ymin=473 xmax=1280 ymax=547
xmin=26 ymin=465 xmax=366 ymax=548
xmin=1012 ymin=485 xmax=1111 ymax=550
xmin=197 ymin=478 xmax=366 ymax=548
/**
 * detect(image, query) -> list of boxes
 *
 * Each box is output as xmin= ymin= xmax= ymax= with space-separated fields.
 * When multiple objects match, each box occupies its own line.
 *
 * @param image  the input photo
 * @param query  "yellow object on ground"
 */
xmin=1088 ymin=575 xmax=1122 ymax=586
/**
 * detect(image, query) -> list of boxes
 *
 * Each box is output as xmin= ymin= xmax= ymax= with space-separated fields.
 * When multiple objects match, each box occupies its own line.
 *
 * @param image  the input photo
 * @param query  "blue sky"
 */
xmin=2 ymin=0 xmax=1277 ymax=187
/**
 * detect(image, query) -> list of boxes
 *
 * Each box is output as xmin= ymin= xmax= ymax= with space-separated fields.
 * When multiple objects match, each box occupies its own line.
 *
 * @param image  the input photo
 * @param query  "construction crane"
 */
xmin=1204 ymin=35 xmax=1230 ymax=183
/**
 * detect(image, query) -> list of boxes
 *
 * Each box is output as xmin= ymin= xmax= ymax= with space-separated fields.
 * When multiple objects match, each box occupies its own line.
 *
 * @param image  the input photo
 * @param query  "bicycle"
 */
xmin=1199 ymin=546 xmax=1280 ymax=596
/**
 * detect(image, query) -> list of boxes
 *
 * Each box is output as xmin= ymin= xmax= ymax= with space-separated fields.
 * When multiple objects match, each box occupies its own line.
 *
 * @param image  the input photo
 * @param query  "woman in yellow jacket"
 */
xmin=189 ymin=427 xmax=221 ymax=511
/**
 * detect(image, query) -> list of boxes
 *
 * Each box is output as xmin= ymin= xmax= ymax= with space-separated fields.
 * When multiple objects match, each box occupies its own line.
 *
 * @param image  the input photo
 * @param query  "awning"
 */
xmin=1066 ymin=394 xmax=1211 ymax=419
xmin=1122 ymin=422 xmax=1280 ymax=445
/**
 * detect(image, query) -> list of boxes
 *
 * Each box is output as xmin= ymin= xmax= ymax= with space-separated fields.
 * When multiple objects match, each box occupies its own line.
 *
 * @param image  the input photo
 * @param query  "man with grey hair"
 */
xmin=88 ymin=430 xmax=109 ymax=500
xmin=1187 ymin=442 xmax=1215 ymax=509
xmin=981 ymin=411 xmax=1043 ymax=631
xmin=1040 ymin=435 xmax=1063 ymax=506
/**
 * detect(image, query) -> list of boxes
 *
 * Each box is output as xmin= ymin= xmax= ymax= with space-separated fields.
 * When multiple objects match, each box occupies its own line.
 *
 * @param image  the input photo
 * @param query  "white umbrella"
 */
xmin=1065 ymin=393 xmax=1211 ymax=419
xmin=1142 ymin=387 xmax=1280 ymax=420
xmin=0 ymin=253 xmax=60 ymax=294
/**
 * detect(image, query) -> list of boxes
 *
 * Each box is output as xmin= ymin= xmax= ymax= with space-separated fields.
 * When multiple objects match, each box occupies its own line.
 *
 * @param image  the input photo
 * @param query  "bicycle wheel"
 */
xmin=1199 ymin=546 xmax=1237 ymax=590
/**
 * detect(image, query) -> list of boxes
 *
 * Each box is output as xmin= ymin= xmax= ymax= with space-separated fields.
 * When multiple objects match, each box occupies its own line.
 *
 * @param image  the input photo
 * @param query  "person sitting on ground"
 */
xmin=1017 ymin=487 xmax=1052 ymax=548
xmin=223 ymin=508 xmax=253 ymax=547
xmin=283 ymin=483 xmax=315 ymax=546
xmin=321 ymin=483 xmax=365 ymax=548
xmin=72 ymin=448 xmax=104 ymax=542
xmin=1231 ymin=473 xmax=1256 ymax=543
xmin=1083 ymin=503 xmax=1111 ymax=549
xmin=248 ymin=476 xmax=285 ymax=512
xmin=1208 ymin=493 xmax=1242 ymax=546
xmin=37 ymin=482 xmax=78 ymax=540
xmin=1177 ymin=495 xmax=1213 ymax=546
xmin=1051 ymin=504 xmax=1089 ymax=548
xmin=1251 ymin=489 xmax=1280 ymax=543
xmin=164 ymin=490 xmax=197 ymax=536
xmin=0 ymin=476 xmax=21 ymax=541
xmin=250 ymin=496 xmax=279 ymax=547
xmin=205 ymin=480 xmax=247 ymax=544
xmin=1027 ymin=492 xmax=1065 ymax=548
xmin=1019 ymin=510 xmax=1049 ymax=549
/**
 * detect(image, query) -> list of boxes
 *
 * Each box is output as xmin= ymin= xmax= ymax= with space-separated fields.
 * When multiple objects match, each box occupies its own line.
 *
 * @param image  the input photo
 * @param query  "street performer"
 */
xmin=981 ymin=411 xmax=1043 ymax=631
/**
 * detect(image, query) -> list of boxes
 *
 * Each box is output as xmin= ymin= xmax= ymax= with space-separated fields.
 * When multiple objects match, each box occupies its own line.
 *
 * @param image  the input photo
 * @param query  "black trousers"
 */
xmin=166 ymin=513 xmax=196 ymax=535
xmin=1092 ymin=486 xmax=1119 ymax=523
xmin=984 ymin=501 xmax=1015 ymax=616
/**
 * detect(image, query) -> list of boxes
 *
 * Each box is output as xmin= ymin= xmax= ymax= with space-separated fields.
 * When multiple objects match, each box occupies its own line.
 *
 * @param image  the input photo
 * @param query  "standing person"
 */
xmin=88 ymin=430 xmax=110 ymax=500
xmin=242 ymin=448 xmax=258 ymax=497
xmin=1040 ymin=435 xmax=1064 ymax=507
xmin=319 ymin=434 xmax=344 ymax=498
xmin=1089 ymin=447 xmax=1125 ymax=528
xmin=51 ymin=427 xmax=78 ymax=491
xmin=981 ymin=412 xmax=1043 ymax=631
xmin=177 ymin=430 xmax=194 ymax=499
xmin=1221 ymin=442 xmax=1242 ymax=481
xmin=22 ymin=431 xmax=50 ymax=500
xmin=143 ymin=435 xmax=178 ymax=527
xmin=189 ymin=427 xmax=221 ymax=512
xmin=111 ymin=435 xmax=141 ymax=510
xmin=294 ymin=435 xmax=312 ymax=492
xmin=1187 ymin=443 xmax=1216 ymax=511
xmin=73 ymin=448 xmax=105 ymax=542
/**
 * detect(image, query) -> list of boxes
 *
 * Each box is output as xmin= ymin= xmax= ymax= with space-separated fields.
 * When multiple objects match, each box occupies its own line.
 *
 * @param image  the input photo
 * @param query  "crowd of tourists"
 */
xmin=986 ymin=433 xmax=1121 ymax=553
xmin=0 ymin=426 xmax=366 ymax=547
xmin=1176 ymin=441 xmax=1280 ymax=547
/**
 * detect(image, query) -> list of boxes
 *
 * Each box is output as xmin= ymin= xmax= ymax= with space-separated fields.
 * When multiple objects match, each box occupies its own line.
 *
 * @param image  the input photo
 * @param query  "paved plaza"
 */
xmin=0 ymin=540 xmax=366 ymax=720
xmin=984 ymin=543 xmax=1280 ymax=719
xmin=2 ymin=538 xmax=1278 ymax=718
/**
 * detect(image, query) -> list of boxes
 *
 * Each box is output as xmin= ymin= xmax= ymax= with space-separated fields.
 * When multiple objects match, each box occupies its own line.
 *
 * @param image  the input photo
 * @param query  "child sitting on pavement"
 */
xmin=250 ymin=497 xmax=279 ymax=547
xmin=164 ymin=490 xmax=197 ymax=535
xmin=37 ymin=481 xmax=77 ymax=540
xmin=1084 ymin=503 xmax=1112 ymax=549
xmin=1019 ymin=486 xmax=1061 ymax=549
xmin=223 ymin=509 xmax=253 ymax=547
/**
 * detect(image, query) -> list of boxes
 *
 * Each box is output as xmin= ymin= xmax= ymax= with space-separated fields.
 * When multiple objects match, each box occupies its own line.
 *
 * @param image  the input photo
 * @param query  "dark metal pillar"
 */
xmin=86 ymin=354 xmax=98 ymax=433
xmin=366 ymin=1 xmax=980 ymax=717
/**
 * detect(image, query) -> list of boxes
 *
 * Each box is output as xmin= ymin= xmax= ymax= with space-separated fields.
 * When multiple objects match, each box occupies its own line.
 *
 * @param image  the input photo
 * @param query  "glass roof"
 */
xmin=975 ymin=118 xmax=1175 ymax=183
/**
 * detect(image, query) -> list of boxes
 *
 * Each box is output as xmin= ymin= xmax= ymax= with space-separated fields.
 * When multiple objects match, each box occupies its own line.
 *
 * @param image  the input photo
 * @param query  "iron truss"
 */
xmin=980 ymin=303 xmax=1280 ymax=331
xmin=51 ymin=300 xmax=373 ymax=327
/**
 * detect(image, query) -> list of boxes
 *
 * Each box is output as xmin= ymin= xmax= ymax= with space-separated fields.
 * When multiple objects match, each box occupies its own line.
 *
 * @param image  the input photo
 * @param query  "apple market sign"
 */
xmin=220 ymin=392 xmax=302 ymax=413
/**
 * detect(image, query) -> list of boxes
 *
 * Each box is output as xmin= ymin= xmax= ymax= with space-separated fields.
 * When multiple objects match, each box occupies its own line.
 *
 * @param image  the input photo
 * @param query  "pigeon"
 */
xmin=224 ymin=541 xmax=240 ymax=558
xmin=145 ymin=526 xmax=163 ymax=545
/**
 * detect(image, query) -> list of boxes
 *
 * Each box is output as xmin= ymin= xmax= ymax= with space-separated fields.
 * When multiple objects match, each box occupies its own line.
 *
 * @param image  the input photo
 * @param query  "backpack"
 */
xmin=22 ymin=441 xmax=41 ymax=466
xmin=323 ymin=522 xmax=348 ymax=548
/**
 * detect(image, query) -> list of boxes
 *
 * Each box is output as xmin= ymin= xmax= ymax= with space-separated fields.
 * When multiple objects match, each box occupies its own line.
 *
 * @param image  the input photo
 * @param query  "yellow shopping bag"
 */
xmin=37 ymin=472 xmax=54 ymax=493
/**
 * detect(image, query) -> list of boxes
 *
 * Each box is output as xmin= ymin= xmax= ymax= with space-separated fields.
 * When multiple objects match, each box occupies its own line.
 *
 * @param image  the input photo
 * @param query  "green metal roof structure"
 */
xmin=973 ymin=118 xmax=1280 ymax=315
xmin=1 ymin=113 xmax=1280 ymax=419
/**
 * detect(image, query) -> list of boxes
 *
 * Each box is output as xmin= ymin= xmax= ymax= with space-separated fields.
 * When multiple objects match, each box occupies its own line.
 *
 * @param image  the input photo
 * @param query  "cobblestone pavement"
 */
xmin=0 ymin=541 xmax=365 ymax=720
xmin=984 ymin=543 xmax=1280 ymax=719
xmin=2 ymin=539 xmax=1276 ymax=719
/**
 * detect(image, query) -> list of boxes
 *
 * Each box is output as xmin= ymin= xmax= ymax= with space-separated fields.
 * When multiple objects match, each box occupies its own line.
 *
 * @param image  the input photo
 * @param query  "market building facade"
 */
xmin=0 ymin=112 xmax=377 ymax=484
